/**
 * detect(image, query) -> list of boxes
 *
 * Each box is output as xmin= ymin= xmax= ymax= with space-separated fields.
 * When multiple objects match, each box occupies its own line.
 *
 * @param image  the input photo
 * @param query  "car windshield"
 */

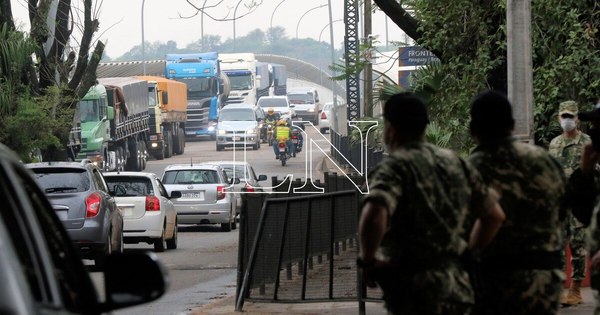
xmin=105 ymin=176 xmax=154 ymax=196
xmin=30 ymin=168 xmax=90 ymax=193
xmin=287 ymin=93 xmax=313 ymax=104
xmin=218 ymin=108 xmax=254 ymax=121
xmin=220 ymin=165 xmax=249 ymax=180
xmin=258 ymin=98 xmax=287 ymax=107
xmin=163 ymin=170 xmax=220 ymax=185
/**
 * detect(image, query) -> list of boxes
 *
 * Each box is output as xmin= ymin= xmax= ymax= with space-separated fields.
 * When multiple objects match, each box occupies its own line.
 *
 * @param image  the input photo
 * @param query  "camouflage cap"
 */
xmin=558 ymin=101 xmax=578 ymax=116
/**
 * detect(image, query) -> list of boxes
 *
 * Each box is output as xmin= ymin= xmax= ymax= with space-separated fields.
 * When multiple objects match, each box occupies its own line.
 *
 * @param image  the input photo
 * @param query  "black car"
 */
xmin=27 ymin=161 xmax=124 ymax=267
xmin=0 ymin=143 xmax=166 ymax=314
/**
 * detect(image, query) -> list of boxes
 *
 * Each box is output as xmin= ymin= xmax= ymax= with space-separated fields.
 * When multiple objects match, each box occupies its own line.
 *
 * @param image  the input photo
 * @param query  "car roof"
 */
xmin=26 ymin=161 xmax=94 ymax=170
xmin=258 ymin=95 xmax=287 ymax=100
xmin=222 ymin=103 xmax=256 ymax=109
xmin=201 ymin=161 xmax=250 ymax=167
xmin=163 ymin=164 xmax=223 ymax=171
xmin=103 ymin=171 xmax=157 ymax=178
xmin=287 ymin=87 xmax=317 ymax=93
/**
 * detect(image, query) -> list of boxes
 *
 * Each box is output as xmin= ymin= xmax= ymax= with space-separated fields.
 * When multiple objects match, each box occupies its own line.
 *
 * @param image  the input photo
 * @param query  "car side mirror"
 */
xmin=101 ymin=252 xmax=167 ymax=312
xmin=169 ymin=191 xmax=182 ymax=199
xmin=289 ymin=104 xmax=295 ymax=108
xmin=229 ymin=178 xmax=241 ymax=185
xmin=257 ymin=175 xmax=267 ymax=182
xmin=110 ymin=184 xmax=126 ymax=197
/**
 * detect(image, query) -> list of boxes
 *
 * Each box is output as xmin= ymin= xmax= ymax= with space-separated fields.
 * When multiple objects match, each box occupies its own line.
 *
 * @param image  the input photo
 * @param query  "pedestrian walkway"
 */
xmin=191 ymin=288 xmax=595 ymax=315
xmin=191 ymin=294 xmax=387 ymax=315
xmin=558 ymin=287 xmax=595 ymax=315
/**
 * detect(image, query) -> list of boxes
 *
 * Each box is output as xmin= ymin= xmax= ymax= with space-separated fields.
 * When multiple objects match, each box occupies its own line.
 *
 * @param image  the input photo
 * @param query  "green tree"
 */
xmin=0 ymin=0 xmax=105 ymax=160
xmin=374 ymin=0 xmax=600 ymax=149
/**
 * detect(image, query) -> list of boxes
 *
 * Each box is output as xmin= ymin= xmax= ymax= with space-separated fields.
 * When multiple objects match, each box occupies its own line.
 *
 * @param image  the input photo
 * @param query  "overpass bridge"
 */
xmin=96 ymin=54 xmax=348 ymax=101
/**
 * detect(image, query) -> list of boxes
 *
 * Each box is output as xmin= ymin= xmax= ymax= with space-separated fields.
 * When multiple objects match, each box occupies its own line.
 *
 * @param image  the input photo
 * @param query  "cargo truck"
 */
xmin=136 ymin=76 xmax=187 ymax=160
xmin=256 ymin=62 xmax=270 ymax=100
xmin=270 ymin=63 xmax=287 ymax=96
xmin=74 ymin=77 xmax=149 ymax=172
xmin=166 ymin=52 xmax=230 ymax=139
xmin=220 ymin=53 xmax=258 ymax=105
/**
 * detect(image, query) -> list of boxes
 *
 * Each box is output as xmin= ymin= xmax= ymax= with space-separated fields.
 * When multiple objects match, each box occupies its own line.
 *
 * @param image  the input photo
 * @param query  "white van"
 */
xmin=287 ymin=87 xmax=321 ymax=125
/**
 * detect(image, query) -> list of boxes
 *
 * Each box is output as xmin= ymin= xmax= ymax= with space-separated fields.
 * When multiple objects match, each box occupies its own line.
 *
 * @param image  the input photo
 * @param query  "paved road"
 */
xmin=91 ymin=126 xmax=333 ymax=315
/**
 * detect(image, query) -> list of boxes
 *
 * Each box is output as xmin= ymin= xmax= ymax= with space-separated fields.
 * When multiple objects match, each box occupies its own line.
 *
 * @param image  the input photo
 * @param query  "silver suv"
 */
xmin=216 ymin=104 xmax=262 ymax=151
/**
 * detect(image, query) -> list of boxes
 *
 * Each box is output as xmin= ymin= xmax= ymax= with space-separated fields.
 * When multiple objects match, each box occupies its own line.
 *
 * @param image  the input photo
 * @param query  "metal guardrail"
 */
xmin=236 ymin=174 xmax=384 ymax=313
xmin=330 ymin=130 xmax=384 ymax=173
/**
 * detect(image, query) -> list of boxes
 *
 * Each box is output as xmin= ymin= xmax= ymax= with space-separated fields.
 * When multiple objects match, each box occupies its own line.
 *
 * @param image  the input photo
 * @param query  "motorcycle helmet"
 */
xmin=277 ymin=119 xmax=288 ymax=126
xmin=268 ymin=108 xmax=275 ymax=115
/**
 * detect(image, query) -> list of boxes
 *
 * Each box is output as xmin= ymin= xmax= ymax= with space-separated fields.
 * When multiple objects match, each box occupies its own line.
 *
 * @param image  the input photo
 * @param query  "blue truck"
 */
xmin=165 ymin=52 xmax=230 ymax=139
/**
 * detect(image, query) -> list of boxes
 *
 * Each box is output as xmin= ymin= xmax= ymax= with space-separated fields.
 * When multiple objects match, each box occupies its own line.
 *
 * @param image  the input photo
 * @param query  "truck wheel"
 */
xmin=126 ymin=139 xmax=140 ymax=171
xmin=178 ymin=127 xmax=185 ymax=155
xmin=165 ymin=131 xmax=173 ymax=158
xmin=172 ymin=128 xmax=182 ymax=155
xmin=155 ymin=147 xmax=165 ymax=160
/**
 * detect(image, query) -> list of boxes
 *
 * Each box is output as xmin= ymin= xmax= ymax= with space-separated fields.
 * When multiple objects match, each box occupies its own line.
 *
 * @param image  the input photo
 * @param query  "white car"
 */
xmin=318 ymin=102 xmax=333 ymax=133
xmin=257 ymin=95 xmax=296 ymax=119
xmin=104 ymin=172 xmax=180 ymax=252
xmin=161 ymin=164 xmax=239 ymax=232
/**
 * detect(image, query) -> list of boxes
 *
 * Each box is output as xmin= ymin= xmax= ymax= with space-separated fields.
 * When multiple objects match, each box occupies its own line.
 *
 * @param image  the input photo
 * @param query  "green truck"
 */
xmin=74 ymin=77 xmax=150 ymax=171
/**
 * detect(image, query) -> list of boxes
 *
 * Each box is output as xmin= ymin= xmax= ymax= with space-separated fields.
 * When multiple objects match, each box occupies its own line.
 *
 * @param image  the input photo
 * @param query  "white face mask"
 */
xmin=560 ymin=118 xmax=576 ymax=132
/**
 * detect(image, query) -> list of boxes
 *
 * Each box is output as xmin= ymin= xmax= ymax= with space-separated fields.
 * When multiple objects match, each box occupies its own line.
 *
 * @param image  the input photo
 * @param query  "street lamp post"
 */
xmin=201 ymin=0 xmax=208 ymax=51
xmin=233 ymin=0 xmax=243 ymax=51
xmin=318 ymin=19 xmax=342 ymax=43
xmin=295 ymin=4 xmax=327 ymax=41
xmin=141 ymin=0 xmax=146 ymax=75
xmin=327 ymin=0 xmax=339 ymax=132
xmin=270 ymin=0 xmax=288 ymax=44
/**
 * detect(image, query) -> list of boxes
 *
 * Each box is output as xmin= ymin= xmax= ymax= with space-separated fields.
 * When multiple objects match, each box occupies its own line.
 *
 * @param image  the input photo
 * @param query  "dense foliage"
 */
xmin=378 ymin=0 xmax=600 ymax=153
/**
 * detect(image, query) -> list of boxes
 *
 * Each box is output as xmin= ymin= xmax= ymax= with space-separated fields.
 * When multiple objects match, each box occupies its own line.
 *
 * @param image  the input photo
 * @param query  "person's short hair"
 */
xmin=469 ymin=90 xmax=514 ymax=140
xmin=383 ymin=92 xmax=429 ymax=136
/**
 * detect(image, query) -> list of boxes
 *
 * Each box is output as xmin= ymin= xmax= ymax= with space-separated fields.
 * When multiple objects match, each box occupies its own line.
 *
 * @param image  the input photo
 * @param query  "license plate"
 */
xmin=233 ymin=136 xmax=241 ymax=141
xmin=292 ymin=139 xmax=298 ymax=144
xmin=182 ymin=192 xmax=203 ymax=199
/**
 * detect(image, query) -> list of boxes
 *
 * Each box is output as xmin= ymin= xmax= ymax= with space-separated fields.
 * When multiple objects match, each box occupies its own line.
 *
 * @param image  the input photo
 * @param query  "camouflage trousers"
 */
xmin=375 ymin=265 xmax=474 ymax=315
xmin=561 ymin=211 xmax=588 ymax=280
xmin=475 ymin=269 xmax=563 ymax=315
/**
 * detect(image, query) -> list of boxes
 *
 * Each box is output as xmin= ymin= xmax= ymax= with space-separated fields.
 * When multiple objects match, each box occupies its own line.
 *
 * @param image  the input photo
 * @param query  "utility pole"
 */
xmin=507 ymin=0 xmax=533 ymax=142
xmin=363 ymin=0 xmax=373 ymax=117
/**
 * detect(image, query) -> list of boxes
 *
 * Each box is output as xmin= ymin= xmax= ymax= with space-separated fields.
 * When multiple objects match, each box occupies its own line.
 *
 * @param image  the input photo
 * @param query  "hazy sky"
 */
xmin=10 ymin=0 xmax=406 ymax=58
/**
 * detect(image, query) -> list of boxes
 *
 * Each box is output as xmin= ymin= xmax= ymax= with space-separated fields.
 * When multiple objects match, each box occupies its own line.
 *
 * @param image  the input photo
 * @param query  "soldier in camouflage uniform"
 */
xmin=357 ymin=92 xmax=505 ymax=315
xmin=567 ymin=99 xmax=600 ymax=314
xmin=468 ymin=90 xmax=566 ymax=315
xmin=548 ymin=100 xmax=591 ymax=306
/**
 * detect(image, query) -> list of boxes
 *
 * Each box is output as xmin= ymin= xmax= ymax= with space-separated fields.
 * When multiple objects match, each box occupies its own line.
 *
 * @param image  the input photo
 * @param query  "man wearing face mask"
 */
xmin=549 ymin=100 xmax=591 ymax=307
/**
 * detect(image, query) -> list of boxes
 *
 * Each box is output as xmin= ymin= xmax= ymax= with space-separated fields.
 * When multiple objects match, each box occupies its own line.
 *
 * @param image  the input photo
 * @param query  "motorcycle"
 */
xmin=265 ymin=123 xmax=274 ymax=145
xmin=277 ymin=140 xmax=289 ymax=166
xmin=291 ymin=128 xmax=302 ymax=157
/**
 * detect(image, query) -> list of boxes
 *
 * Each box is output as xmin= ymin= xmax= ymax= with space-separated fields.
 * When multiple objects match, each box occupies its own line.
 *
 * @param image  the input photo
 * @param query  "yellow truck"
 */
xmin=136 ymin=76 xmax=187 ymax=160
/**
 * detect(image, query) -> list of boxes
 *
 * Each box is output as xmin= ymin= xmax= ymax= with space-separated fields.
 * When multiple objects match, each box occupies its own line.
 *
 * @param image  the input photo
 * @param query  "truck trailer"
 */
xmin=136 ymin=76 xmax=187 ymax=160
xmin=75 ymin=77 xmax=149 ymax=171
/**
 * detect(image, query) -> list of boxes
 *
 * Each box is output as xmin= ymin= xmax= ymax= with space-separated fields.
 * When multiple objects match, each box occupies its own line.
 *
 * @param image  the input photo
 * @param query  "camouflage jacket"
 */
xmin=469 ymin=137 xmax=566 ymax=257
xmin=548 ymin=131 xmax=590 ymax=177
xmin=366 ymin=142 xmax=496 ymax=261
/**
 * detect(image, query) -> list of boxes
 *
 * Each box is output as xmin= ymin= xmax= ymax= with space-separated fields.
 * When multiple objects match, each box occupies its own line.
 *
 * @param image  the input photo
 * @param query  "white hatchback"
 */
xmin=104 ymin=172 xmax=180 ymax=252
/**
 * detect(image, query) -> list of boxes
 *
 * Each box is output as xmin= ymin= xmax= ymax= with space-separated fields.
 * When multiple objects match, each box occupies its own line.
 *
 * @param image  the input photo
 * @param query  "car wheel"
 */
xmin=154 ymin=226 xmax=166 ymax=252
xmin=166 ymin=220 xmax=178 ymax=250
xmin=320 ymin=128 xmax=326 ymax=134
xmin=95 ymin=231 xmax=112 ymax=269
xmin=231 ymin=215 xmax=237 ymax=230
xmin=216 ymin=144 xmax=223 ymax=152
xmin=220 ymin=212 xmax=232 ymax=232
xmin=115 ymin=229 xmax=124 ymax=253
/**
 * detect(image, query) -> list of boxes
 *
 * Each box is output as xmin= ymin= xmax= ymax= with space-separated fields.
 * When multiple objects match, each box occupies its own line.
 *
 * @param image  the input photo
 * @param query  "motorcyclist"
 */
xmin=263 ymin=108 xmax=280 ymax=142
xmin=273 ymin=119 xmax=293 ymax=159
